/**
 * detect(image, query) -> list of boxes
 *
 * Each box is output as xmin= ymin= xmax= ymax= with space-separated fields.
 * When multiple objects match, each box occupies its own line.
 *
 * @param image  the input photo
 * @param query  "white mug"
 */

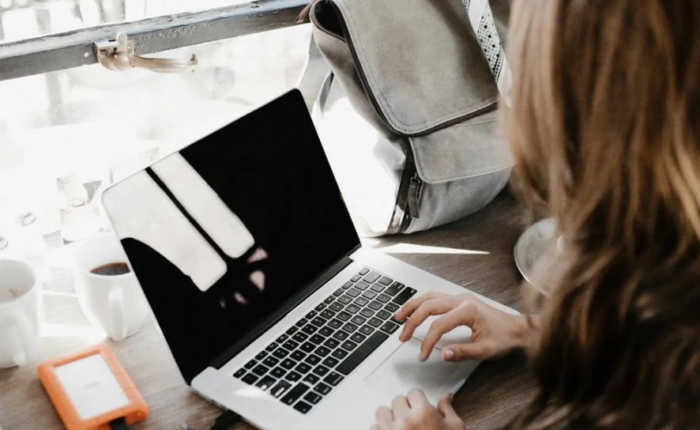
xmin=0 ymin=259 xmax=40 ymax=368
xmin=73 ymin=235 xmax=150 ymax=341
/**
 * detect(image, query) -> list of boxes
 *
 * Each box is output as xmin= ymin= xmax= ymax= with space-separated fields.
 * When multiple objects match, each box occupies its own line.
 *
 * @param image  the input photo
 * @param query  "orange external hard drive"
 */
xmin=38 ymin=344 xmax=148 ymax=430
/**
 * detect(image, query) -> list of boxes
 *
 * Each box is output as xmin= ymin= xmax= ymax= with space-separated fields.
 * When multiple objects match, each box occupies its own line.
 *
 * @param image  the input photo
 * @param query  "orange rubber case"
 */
xmin=38 ymin=344 xmax=149 ymax=430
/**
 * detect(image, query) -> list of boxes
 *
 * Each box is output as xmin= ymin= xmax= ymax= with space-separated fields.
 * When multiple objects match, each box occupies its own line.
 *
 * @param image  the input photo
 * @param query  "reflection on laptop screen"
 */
xmin=103 ymin=91 xmax=360 ymax=383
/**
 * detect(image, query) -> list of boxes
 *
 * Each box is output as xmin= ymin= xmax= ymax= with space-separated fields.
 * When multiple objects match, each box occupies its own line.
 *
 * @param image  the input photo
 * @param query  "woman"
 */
xmin=372 ymin=0 xmax=700 ymax=429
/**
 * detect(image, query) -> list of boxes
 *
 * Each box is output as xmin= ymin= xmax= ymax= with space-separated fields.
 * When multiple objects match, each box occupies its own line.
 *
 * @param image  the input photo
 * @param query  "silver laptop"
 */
xmin=101 ymin=90 xmax=517 ymax=430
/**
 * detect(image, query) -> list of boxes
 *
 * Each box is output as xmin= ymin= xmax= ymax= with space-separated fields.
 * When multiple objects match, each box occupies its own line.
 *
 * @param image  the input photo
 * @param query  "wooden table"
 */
xmin=0 ymin=191 xmax=537 ymax=430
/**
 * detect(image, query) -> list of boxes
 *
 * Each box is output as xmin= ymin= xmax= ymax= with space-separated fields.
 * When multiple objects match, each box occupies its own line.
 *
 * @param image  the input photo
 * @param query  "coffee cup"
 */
xmin=0 ymin=259 xmax=40 ymax=368
xmin=73 ymin=235 xmax=150 ymax=341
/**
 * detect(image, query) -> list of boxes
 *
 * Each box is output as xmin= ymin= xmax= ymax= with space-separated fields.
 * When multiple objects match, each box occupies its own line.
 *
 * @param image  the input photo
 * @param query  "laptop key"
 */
xmin=266 ymin=342 xmax=278 ymax=352
xmin=328 ymin=318 xmax=343 ymax=329
xmin=256 ymin=375 xmax=277 ymax=391
xmin=277 ymin=334 xmax=289 ymax=343
xmin=363 ymin=272 xmax=381 ymax=284
xmin=324 ymin=296 xmax=334 ymax=304
xmin=233 ymin=368 xmax=246 ymax=378
xmin=333 ymin=288 xmax=344 ymax=296
xmin=323 ymin=372 xmax=344 ymax=386
xmin=315 ymin=303 xmax=327 ymax=312
xmin=342 ymin=281 xmax=354 ymax=289
xmin=311 ymin=317 xmax=327 ymax=327
xmin=346 ymin=288 xmax=361 ymax=298
xmin=255 ymin=351 xmax=268 ymax=361
xmin=281 ymin=359 xmax=297 ymax=370
xmin=315 ymin=383 xmax=332 ymax=395
xmin=341 ymin=322 xmax=358 ymax=333
xmin=362 ymin=290 xmax=378 ymax=300
xmin=244 ymin=360 xmax=256 ymax=369
xmin=354 ymin=281 xmax=370 ymax=291
xmin=313 ymin=365 xmax=330 ymax=376
xmin=301 ymin=325 xmax=318 ymax=335
xmin=242 ymin=374 xmax=259 ymax=385
xmin=303 ymin=373 xmax=320 ymax=385
xmin=359 ymin=325 xmax=375 ymax=336
xmin=286 ymin=326 xmax=298 ymax=335
xmin=359 ymin=268 xmax=370 ymax=275
xmin=329 ymin=302 xmax=344 ymax=312
xmin=324 ymin=338 xmax=340 ymax=349
xmin=378 ymin=276 xmax=393 ymax=286
xmin=273 ymin=348 xmax=290 ymax=359
xmin=392 ymin=287 xmax=417 ymax=305
xmin=351 ymin=315 xmax=367 ymax=325
xmin=271 ymin=367 xmax=287 ymax=378
xmin=319 ymin=326 xmax=334 ymax=337
xmin=385 ymin=303 xmax=400 ymax=312
xmin=336 ymin=311 xmax=352 ymax=322
xmin=332 ymin=348 xmax=348 ymax=360
xmin=337 ymin=332 xmax=389 ymax=375
xmin=283 ymin=340 xmax=299 ymax=350
xmin=305 ymin=354 xmax=321 ymax=365
xmin=300 ymin=342 xmax=316 ymax=353
xmin=384 ymin=282 xmax=404 ymax=296
xmin=359 ymin=308 xmax=375 ymax=318
xmin=345 ymin=304 xmax=361 ymax=314
xmin=376 ymin=310 xmax=392 ymax=320
xmin=296 ymin=363 xmax=312 ymax=374
xmin=263 ymin=357 xmax=280 ymax=367
xmin=350 ymin=333 xmax=367 ymax=343
xmin=315 ymin=346 xmax=331 ymax=357
xmin=320 ymin=309 xmax=336 ymax=319
xmin=337 ymin=295 xmax=352 ymax=305
xmin=322 ymin=357 xmax=339 ymax=368
xmin=354 ymin=297 xmax=369 ymax=307
xmin=281 ymin=383 xmax=310 ymax=405
xmin=333 ymin=330 xmax=349 ymax=341
xmin=293 ymin=401 xmax=313 ymax=414
xmin=351 ymin=274 xmax=362 ymax=282
xmin=376 ymin=294 xmax=391 ymax=304
xmin=291 ymin=350 xmax=306 ymax=361
xmin=367 ymin=301 xmax=383 ymax=311
xmin=310 ymin=334 xmax=325 ymax=345
xmin=380 ymin=321 xmax=400 ymax=334
xmin=341 ymin=340 xmax=358 ymax=351
xmin=306 ymin=311 xmax=318 ymax=319
xmin=286 ymin=371 xmax=302 ymax=382
xmin=370 ymin=283 xmax=385 ymax=293
xmin=368 ymin=317 xmax=383 ymax=328
xmin=271 ymin=380 xmax=292 ymax=398
xmin=292 ymin=333 xmax=308 ymax=343
xmin=303 ymin=391 xmax=323 ymax=405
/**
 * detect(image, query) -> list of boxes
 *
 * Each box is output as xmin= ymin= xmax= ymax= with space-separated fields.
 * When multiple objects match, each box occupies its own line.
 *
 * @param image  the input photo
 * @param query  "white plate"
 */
xmin=513 ymin=218 xmax=556 ymax=292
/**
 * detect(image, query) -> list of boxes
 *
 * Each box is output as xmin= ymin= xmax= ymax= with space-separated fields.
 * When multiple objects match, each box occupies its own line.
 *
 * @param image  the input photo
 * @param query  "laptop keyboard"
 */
xmin=232 ymin=268 xmax=417 ymax=414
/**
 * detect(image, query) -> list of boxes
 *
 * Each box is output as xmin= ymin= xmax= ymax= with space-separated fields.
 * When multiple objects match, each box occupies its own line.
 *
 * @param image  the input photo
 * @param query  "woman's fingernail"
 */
xmin=444 ymin=350 xmax=455 ymax=360
xmin=419 ymin=353 xmax=426 ymax=362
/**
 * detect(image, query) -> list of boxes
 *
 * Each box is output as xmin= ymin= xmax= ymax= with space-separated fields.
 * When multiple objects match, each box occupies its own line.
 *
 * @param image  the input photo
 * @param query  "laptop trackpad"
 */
xmin=364 ymin=338 xmax=465 ymax=404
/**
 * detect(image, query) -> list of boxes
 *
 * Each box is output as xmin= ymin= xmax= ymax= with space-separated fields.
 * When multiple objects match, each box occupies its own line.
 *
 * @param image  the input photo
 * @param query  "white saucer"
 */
xmin=513 ymin=218 xmax=556 ymax=291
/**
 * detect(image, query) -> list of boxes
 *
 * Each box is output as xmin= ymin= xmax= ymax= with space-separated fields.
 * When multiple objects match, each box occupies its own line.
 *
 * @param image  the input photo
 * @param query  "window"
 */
xmin=0 ymin=0 xmax=324 ymax=254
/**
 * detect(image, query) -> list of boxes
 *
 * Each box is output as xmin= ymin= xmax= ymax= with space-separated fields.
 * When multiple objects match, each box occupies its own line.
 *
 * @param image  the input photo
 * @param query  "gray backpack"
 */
xmin=306 ymin=0 xmax=513 ymax=237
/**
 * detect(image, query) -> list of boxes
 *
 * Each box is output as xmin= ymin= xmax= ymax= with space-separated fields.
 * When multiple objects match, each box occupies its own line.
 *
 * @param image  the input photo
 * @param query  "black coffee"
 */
xmin=91 ymin=262 xmax=131 ymax=276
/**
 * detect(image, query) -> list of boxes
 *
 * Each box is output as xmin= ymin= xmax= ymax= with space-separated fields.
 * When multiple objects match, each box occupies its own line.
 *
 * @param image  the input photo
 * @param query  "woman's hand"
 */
xmin=395 ymin=292 xmax=532 ymax=362
xmin=372 ymin=390 xmax=464 ymax=430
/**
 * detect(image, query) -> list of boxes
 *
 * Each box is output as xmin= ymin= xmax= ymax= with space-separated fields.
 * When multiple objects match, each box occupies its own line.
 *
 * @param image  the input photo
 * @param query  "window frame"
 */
xmin=0 ymin=0 xmax=309 ymax=81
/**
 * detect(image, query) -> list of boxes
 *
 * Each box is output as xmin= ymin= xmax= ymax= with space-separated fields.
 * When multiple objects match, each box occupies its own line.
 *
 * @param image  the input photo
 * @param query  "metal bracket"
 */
xmin=94 ymin=33 xmax=198 ymax=73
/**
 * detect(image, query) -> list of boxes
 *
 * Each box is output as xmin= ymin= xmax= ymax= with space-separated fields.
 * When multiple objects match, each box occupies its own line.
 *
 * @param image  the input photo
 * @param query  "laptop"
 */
xmin=101 ymin=90 xmax=517 ymax=430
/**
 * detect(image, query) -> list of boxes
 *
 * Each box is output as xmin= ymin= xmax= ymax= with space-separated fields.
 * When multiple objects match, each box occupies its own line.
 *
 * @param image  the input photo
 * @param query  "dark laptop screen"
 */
xmin=104 ymin=90 xmax=360 ymax=383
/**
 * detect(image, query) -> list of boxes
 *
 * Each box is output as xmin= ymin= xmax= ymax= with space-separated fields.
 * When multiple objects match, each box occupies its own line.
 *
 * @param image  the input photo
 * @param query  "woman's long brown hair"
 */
xmin=504 ymin=0 xmax=700 ymax=429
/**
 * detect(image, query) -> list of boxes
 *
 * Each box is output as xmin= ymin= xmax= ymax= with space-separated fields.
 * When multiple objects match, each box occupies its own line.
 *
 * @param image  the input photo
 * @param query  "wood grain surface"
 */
xmin=0 ymin=190 xmax=537 ymax=430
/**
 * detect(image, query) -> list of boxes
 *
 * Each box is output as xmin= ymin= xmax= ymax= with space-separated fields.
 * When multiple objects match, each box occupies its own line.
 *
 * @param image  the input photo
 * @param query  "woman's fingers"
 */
xmin=437 ymin=393 xmax=459 ymax=419
xmin=442 ymin=342 xmax=492 ymax=361
xmin=399 ymin=296 xmax=461 ymax=341
xmin=375 ymin=406 xmax=394 ymax=430
xmin=394 ymin=292 xmax=447 ymax=322
xmin=420 ymin=303 xmax=479 ymax=361
xmin=391 ymin=395 xmax=411 ymax=418
xmin=406 ymin=388 xmax=429 ymax=409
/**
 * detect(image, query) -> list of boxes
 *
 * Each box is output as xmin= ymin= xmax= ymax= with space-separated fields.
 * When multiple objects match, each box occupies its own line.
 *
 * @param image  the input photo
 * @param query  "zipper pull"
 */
xmin=407 ymin=173 xmax=423 ymax=219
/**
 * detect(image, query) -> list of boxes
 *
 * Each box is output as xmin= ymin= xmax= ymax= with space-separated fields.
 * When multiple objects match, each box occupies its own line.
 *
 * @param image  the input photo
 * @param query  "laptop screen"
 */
xmin=103 ymin=90 xmax=360 ymax=383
